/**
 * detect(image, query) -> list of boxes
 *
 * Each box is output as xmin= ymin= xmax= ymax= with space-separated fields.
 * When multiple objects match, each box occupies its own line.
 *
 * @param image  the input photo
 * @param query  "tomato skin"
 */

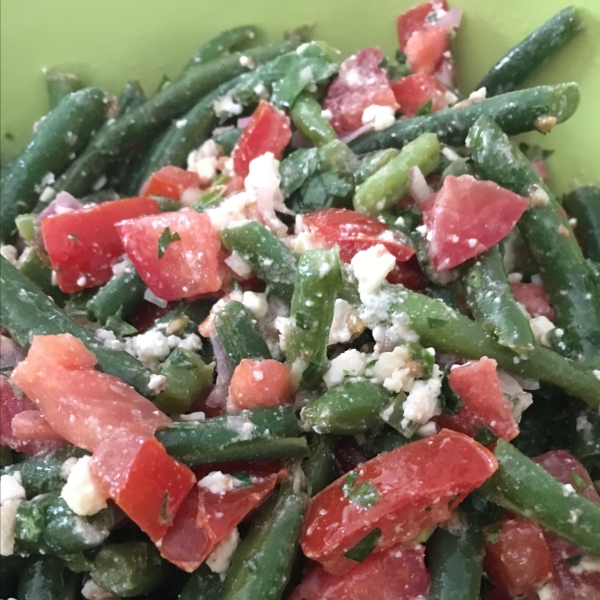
xmin=391 ymin=73 xmax=449 ymax=117
xmin=511 ymin=282 xmax=555 ymax=322
xmin=11 ymin=334 xmax=172 ymax=452
xmin=289 ymin=543 xmax=429 ymax=600
xmin=301 ymin=429 xmax=497 ymax=574
xmin=41 ymin=197 xmax=160 ymax=293
xmin=323 ymin=48 xmax=398 ymax=137
xmin=232 ymin=100 xmax=292 ymax=178
xmin=140 ymin=166 xmax=203 ymax=200
xmin=91 ymin=436 xmax=196 ymax=541
xmin=421 ymin=175 xmax=529 ymax=272
xmin=404 ymin=25 xmax=449 ymax=76
xmin=11 ymin=410 xmax=66 ymax=443
xmin=117 ymin=209 xmax=222 ymax=301
xmin=437 ymin=357 xmax=519 ymax=441
xmin=483 ymin=516 xmax=554 ymax=598
xmin=396 ymin=1 xmax=448 ymax=48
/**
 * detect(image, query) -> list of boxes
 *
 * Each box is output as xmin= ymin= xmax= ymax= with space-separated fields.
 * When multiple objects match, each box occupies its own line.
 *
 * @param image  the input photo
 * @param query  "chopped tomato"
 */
xmin=11 ymin=334 xmax=172 ymax=452
xmin=437 ymin=357 xmax=519 ymax=441
xmin=140 ymin=166 xmax=203 ymax=200
xmin=391 ymin=73 xmax=450 ymax=116
xmin=405 ymin=25 xmax=449 ymax=76
xmin=289 ymin=543 xmax=429 ymax=600
xmin=421 ymin=175 xmax=529 ymax=272
xmin=323 ymin=48 xmax=398 ymax=137
xmin=396 ymin=1 xmax=448 ymax=48
xmin=232 ymin=101 xmax=292 ymax=178
xmin=91 ymin=436 xmax=195 ymax=541
xmin=300 ymin=429 xmax=497 ymax=574
xmin=511 ymin=282 xmax=555 ymax=322
xmin=11 ymin=410 xmax=66 ymax=443
xmin=117 ymin=210 xmax=222 ymax=301
xmin=41 ymin=197 xmax=160 ymax=293
xmin=483 ymin=516 xmax=554 ymax=598
xmin=228 ymin=359 xmax=293 ymax=411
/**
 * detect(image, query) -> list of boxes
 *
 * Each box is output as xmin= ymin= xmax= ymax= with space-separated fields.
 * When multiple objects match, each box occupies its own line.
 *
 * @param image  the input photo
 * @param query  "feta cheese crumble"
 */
xmin=361 ymin=104 xmax=396 ymax=131
xmin=401 ymin=365 xmax=443 ymax=428
xmin=61 ymin=456 xmax=108 ymax=516
xmin=351 ymin=245 xmax=396 ymax=296
xmin=242 ymin=291 xmax=269 ymax=320
xmin=213 ymin=94 xmax=243 ymax=118
xmin=529 ymin=316 xmax=555 ymax=347
xmin=0 ymin=245 xmax=18 ymax=266
xmin=0 ymin=472 xmax=26 ymax=505
xmin=323 ymin=349 xmax=369 ymax=389
xmin=198 ymin=472 xmax=245 ymax=494
xmin=148 ymin=374 xmax=168 ymax=393
xmin=206 ymin=527 xmax=240 ymax=577
xmin=0 ymin=500 xmax=20 ymax=556
xmin=328 ymin=299 xmax=365 ymax=345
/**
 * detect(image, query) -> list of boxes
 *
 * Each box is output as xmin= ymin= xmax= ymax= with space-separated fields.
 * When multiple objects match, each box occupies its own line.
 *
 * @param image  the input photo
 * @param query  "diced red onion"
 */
xmin=436 ymin=7 xmax=463 ymax=31
xmin=206 ymin=332 xmax=233 ymax=410
xmin=0 ymin=335 xmax=26 ymax=370
xmin=237 ymin=116 xmax=251 ymax=129
xmin=339 ymin=122 xmax=374 ymax=144
xmin=409 ymin=166 xmax=433 ymax=204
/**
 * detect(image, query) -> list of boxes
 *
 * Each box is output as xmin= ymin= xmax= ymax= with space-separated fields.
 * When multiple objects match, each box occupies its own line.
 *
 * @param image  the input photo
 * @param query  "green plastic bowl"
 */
xmin=1 ymin=0 xmax=598 ymax=192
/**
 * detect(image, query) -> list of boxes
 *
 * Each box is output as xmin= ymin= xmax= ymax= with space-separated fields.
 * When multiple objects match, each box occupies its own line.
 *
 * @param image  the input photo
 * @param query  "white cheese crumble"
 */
xmin=323 ymin=349 xmax=368 ymax=389
xmin=179 ymin=411 xmax=206 ymax=422
xmin=497 ymin=371 xmax=533 ymax=422
xmin=111 ymin=255 xmax=135 ymax=277
xmin=242 ymin=291 xmax=268 ymax=320
xmin=0 ymin=500 xmax=20 ymax=556
xmin=593 ymin=369 xmax=600 ymax=382
xmin=206 ymin=527 xmax=239 ymax=577
xmin=148 ymin=374 xmax=168 ymax=393
xmin=177 ymin=333 xmax=203 ymax=352
xmin=213 ymin=94 xmax=243 ymax=118
xmin=206 ymin=193 xmax=256 ymax=231
xmin=321 ymin=109 xmax=333 ymax=120
xmin=562 ymin=483 xmax=576 ymax=496
xmin=226 ymin=415 xmax=255 ymax=441
xmin=125 ymin=330 xmax=171 ymax=369
xmin=361 ymin=104 xmax=396 ymax=131
xmin=351 ymin=245 xmax=396 ymax=296
xmin=239 ymin=55 xmax=255 ymax=68
xmin=529 ymin=316 xmax=555 ymax=347
xmin=536 ymin=583 xmax=557 ymax=600
xmin=61 ymin=456 xmax=108 ymax=516
xmin=144 ymin=288 xmax=168 ymax=308
xmin=571 ymin=555 xmax=600 ymax=574
xmin=225 ymin=251 xmax=253 ymax=278
xmin=60 ymin=457 xmax=80 ymax=480
xmin=0 ymin=245 xmax=18 ymax=266
xmin=454 ymin=87 xmax=487 ymax=109
xmin=372 ymin=345 xmax=416 ymax=393
xmin=401 ymin=365 xmax=443 ymax=428
xmin=198 ymin=472 xmax=244 ymax=494
xmin=0 ymin=473 xmax=26 ymax=505
xmin=328 ymin=299 xmax=365 ymax=345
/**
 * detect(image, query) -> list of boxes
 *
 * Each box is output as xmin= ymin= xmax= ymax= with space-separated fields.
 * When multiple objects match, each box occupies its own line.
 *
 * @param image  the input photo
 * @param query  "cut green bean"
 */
xmin=178 ymin=564 xmax=222 ymax=600
xmin=221 ymin=221 xmax=298 ymax=304
xmin=353 ymin=133 xmax=440 ymax=215
xmin=478 ymin=439 xmax=600 ymax=555
xmin=18 ymin=555 xmax=79 ymax=600
xmin=18 ymin=248 xmax=69 ymax=307
xmin=350 ymin=83 xmax=580 ymax=154
xmin=465 ymin=246 xmax=536 ymax=355
xmin=476 ymin=7 xmax=582 ymax=96
xmin=303 ymin=434 xmax=338 ymax=496
xmin=213 ymin=126 xmax=243 ymax=154
xmin=563 ymin=186 xmax=600 ymax=262
xmin=467 ymin=116 xmax=600 ymax=359
xmin=290 ymin=91 xmax=338 ymax=147
xmin=354 ymin=148 xmax=400 ymax=185
xmin=44 ymin=69 xmax=84 ymax=110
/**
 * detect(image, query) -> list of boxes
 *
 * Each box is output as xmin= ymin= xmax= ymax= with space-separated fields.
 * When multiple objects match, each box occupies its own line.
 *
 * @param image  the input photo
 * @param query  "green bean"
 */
xmin=91 ymin=541 xmax=169 ymax=597
xmin=178 ymin=564 xmax=222 ymax=600
xmin=350 ymin=83 xmax=580 ymax=154
xmin=563 ymin=186 xmax=600 ymax=262
xmin=221 ymin=475 xmax=308 ymax=600
xmin=301 ymin=380 xmax=391 ymax=434
xmin=213 ymin=126 xmax=243 ymax=154
xmin=52 ymin=40 xmax=298 ymax=199
xmin=476 ymin=7 xmax=582 ymax=96
xmin=44 ymin=69 xmax=84 ymax=110
xmin=356 ymin=425 xmax=414 ymax=458
xmin=221 ymin=221 xmax=298 ymax=304
xmin=467 ymin=116 xmax=600 ymax=359
xmin=156 ymin=406 xmax=307 ymax=465
xmin=303 ymin=434 xmax=338 ymax=495
xmin=290 ymin=91 xmax=337 ymax=147
xmin=353 ymin=133 xmax=440 ymax=215
xmin=465 ymin=246 xmax=536 ymax=355
xmin=18 ymin=248 xmax=69 ymax=307
xmin=214 ymin=300 xmax=271 ymax=368
xmin=440 ymin=156 xmax=475 ymax=181
xmin=478 ymin=439 xmax=600 ymax=555
xmin=18 ymin=555 xmax=79 ymax=600
xmin=0 ymin=257 xmax=157 ymax=397
xmin=354 ymin=149 xmax=400 ymax=185
xmin=0 ymin=87 xmax=107 ymax=242
xmin=286 ymin=248 xmax=343 ymax=386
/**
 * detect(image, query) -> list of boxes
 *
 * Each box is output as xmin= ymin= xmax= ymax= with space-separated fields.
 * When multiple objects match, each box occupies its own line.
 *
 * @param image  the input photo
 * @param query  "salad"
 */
xmin=1 ymin=2 xmax=599 ymax=599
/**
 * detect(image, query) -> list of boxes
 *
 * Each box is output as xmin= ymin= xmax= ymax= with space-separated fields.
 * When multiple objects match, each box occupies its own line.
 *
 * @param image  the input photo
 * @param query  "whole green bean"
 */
xmin=18 ymin=555 xmax=79 ymax=600
xmin=350 ymin=83 xmax=580 ymax=154
xmin=221 ymin=475 xmax=308 ymax=600
xmin=221 ymin=221 xmax=298 ymax=304
xmin=44 ymin=69 xmax=84 ymax=110
xmin=465 ymin=246 xmax=536 ymax=355
xmin=476 ymin=7 xmax=582 ymax=96
xmin=0 ymin=87 xmax=107 ymax=242
xmin=478 ymin=439 xmax=600 ymax=555
xmin=467 ymin=116 xmax=600 ymax=359
xmin=563 ymin=186 xmax=600 ymax=262
xmin=353 ymin=133 xmax=440 ymax=215
xmin=290 ymin=91 xmax=338 ymax=147
xmin=354 ymin=148 xmax=400 ymax=185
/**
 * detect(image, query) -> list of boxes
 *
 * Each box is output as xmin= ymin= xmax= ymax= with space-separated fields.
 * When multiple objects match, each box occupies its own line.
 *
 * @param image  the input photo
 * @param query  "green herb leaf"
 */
xmin=485 ymin=523 xmax=501 ymax=545
xmin=365 ymin=359 xmax=378 ymax=371
xmin=158 ymin=226 xmax=182 ymax=259
xmin=416 ymin=99 xmax=433 ymax=116
xmin=342 ymin=472 xmax=380 ymax=508
xmin=474 ymin=426 xmax=498 ymax=446
xmin=441 ymin=368 xmax=464 ymax=415
xmin=427 ymin=317 xmax=448 ymax=329
xmin=160 ymin=491 xmax=172 ymax=525
xmin=168 ymin=349 xmax=197 ymax=371
xmin=571 ymin=471 xmax=588 ymax=493
xmin=280 ymin=148 xmax=321 ymax=198
xmin=104 ymin=307 xmax=138 ymax=338
xmin=231 ymin=472 xmax=253 ymax=487
xmin=288 ymin=171 xmax=353 ymax=214
xmin=343 ymin=528 xmax=381 ymax=562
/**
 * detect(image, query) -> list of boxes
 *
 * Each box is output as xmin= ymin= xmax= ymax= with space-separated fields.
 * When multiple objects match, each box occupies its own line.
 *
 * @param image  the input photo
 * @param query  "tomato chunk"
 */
xmin=91 ymin=436 xmax=195 ymax=541
xmin=391 ymin=73 xmax=450 ymax=117
xmin=140 ymin=166 xmax=202 ymax=200
xmin=511 ymin=282 xmax=555 ymax=322
xmin=232 ymin=100 xmax=292 ymax=178
xmin=323 ymin=48 xmax=398 ymax=137
xmin=437 ymin=357 xmax=519 ymax=441
xmin=41 ymin=197 xmax=160 ymax=293
xmin=289 ymin=543 xmax=429 ymax=600
xmin=11 ymin=334 xmax=172 ymax=452
xmin=421 ymin=175 xmax=529 ymax=272
xmin=228 ymin=359 xmax=293 ymax=411
xmin=301 ymin=429 xmax=497 ymax=574
xmin=11 ymin=410 xmax=66 ymax=443
xmin=117 ymin=210 xmax=222 ymax=301
xmin=405 ymin=25 xmax=449 ymax=76
xmin=396 ymin=1 xmax=448 ymax=48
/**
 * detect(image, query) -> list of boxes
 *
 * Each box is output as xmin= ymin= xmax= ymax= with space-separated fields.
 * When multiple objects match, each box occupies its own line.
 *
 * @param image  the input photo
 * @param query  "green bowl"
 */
xmin=1 ymin=0 xmax=598 ymax=193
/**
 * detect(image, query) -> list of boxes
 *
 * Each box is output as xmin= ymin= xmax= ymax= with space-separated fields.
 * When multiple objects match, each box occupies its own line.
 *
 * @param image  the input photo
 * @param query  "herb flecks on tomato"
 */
xmin=140 ymin=166 xmax=203 ymax=201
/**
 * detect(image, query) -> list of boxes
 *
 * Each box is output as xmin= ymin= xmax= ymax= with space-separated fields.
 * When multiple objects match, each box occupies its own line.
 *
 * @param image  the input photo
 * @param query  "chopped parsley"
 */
xmin=343 ymin=528 xmax=381 ymax=562
xmin=342 ymin=471 xmax=380 ymax=509
xmin=427 ymin=317 xmax=448 ymax=329
xmin=158 ymin=226 xmax=182 ymax=259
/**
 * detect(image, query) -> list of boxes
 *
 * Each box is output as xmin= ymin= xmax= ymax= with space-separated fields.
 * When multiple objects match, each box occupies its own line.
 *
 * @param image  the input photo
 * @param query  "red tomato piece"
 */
xmin=421 ymin=175 xmax=529 ymax=272
xmin=437 ymin=357 xmax=519 ymax=441
xmin=117 ymin=210 xmax=222 ymax=301
xmin=511 ymin=282 xmax=555 ymax=322
xmin=140 ymin=166 xmax=203 ymax=200
xmin=396 ymin=1 xmax=448 ymax=48
xmin=228 ymin=359 xmax=293 ymax=411
xmin=289 ymin=543 xmax=429 ymax=600
xmin=391 ymin=73 xmax=450 ymax=117
xmin=323 ymin=48 xmax=398 ymax=137
xmin=91 ymin=436 xmax=196 ymax=541
xmin=232 ymin=100 xmax=292 ymax=178
xmin=386 ymin=256 xmax=429 ymax=290
xmin=11 ymin=410 xmax=66 ymax=443
xmin=301 ymin=429 xmax=497 ymax=574
xmin=404 ymin=25 xmax=449 ymax=76
xmin=11 ymin=334 xmax=172 ymax=452
xmin=41 ymin=197 xmax=160 ymax=293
